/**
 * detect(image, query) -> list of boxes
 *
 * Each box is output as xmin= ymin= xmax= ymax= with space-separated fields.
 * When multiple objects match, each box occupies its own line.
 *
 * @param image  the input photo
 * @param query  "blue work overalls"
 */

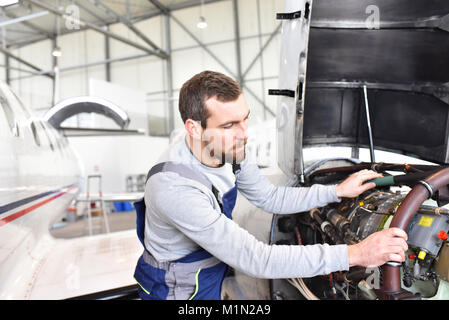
xmin=133 ymin=161 xmax=240 ymax=300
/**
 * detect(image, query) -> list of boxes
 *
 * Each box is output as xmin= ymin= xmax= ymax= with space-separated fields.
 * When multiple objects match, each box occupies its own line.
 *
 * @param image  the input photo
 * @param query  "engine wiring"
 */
xmin=278 ymin=162 xmax=449 ymax=300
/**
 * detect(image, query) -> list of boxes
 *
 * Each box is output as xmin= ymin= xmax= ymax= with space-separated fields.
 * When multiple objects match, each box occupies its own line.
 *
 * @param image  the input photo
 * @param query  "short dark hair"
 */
xmin=179 ymin=70 xmax=241 ymax=128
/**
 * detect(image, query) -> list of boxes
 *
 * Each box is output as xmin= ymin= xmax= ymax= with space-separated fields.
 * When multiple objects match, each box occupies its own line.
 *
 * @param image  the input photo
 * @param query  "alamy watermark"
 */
xmin=56 ymin=4 xmax=82 ymax=31
xmin=365 ymin=5 xmax=380 ymax=29
xmin=365 ymin=267 xmax=381 ymax=289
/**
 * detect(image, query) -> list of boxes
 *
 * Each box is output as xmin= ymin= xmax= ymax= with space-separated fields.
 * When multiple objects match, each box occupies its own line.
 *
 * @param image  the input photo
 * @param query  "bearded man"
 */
xmin=133 ymin=70 xmax=408 ymax=300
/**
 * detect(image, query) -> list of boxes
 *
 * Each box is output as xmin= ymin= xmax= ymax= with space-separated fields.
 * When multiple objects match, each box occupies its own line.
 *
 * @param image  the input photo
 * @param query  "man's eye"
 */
xmin=223 ymin=124 xmax=234 ymax=129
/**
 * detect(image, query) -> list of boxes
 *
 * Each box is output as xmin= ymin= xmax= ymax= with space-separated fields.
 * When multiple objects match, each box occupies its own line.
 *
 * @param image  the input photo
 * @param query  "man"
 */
xmin=133 ymin=70 xmax=408 ymax=300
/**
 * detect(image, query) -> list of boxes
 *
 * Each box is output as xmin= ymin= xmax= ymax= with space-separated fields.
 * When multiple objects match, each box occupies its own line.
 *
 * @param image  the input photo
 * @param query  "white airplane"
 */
xmin=3 ymin=0 xmax=449 ymax=301
xmin=0 ymin=81 xmax=142 ymax=299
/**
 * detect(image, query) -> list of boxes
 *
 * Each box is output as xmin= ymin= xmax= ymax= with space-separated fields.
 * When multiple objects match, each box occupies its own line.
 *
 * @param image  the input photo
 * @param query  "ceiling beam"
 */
xmin=148 ymin=0 xmax=275 ymax=117
xmin=90 ymin=0 xmax=167 ymax=56
xmin=22 ymin=0 xmax=168 ymax=59
xmin=72 ymin=0 xmax=109 ymax=25
xmin=8 ymin=0 xmax=228 ymax=49
xmin=0 ymin=7 xmax=53 ymax=39
xmin=0 ymin=10 xmax=48 ymax=28
xmin=232 ymin=0 xmax=242 ymax=84
xmin=0 ymin=47 xmax=54 ymax=80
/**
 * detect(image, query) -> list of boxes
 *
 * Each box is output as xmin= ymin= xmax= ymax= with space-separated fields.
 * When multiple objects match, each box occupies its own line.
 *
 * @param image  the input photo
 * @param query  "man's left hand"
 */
xmin=336 ymin=169 xmax=383 ymax=198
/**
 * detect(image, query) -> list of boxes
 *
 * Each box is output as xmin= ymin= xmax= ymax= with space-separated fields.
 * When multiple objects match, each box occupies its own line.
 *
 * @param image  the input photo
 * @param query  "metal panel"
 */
xmin=307 ymin=29 xmax=449 ymax=84
xmin=303 ymin=88 xmax=449 ymax=164
xmin=276 ymin=0 xmax=313 ymax=179
xmin=310 ymin=0 xmax=449 ymax=25
xmin=285 ymin=0 xmax=449 ymax=174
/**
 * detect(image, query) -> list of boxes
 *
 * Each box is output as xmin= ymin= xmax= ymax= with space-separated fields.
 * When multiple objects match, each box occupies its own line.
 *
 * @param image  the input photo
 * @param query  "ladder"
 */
xmin=86 ymin=174 xmax=110 ymax=236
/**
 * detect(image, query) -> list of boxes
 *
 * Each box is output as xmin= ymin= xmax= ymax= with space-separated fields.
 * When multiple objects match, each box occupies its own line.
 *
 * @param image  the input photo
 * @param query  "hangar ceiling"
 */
xmin=0 ymin=0 xmax=223 ymax=49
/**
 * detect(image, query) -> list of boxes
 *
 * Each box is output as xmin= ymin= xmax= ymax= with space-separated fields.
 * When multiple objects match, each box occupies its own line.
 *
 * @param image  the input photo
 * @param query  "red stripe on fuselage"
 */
xmin=0 ymin=187 xmax=76 ymax=227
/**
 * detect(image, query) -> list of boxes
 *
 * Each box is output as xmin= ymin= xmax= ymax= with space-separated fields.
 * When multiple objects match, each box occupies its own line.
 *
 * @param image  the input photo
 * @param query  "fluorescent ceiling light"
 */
xmin=0 ymin=0 xmax=19 ymax=6
xmin=197 ymin=16 xmax=207 ymax=29
xmin=52 ymin=46 xmax=62 ymax=57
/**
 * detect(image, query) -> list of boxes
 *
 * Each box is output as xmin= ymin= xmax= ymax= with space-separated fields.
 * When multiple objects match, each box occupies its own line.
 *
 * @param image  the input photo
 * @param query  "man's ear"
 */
xmin=185 ymin=119 xmax=203 ymax=140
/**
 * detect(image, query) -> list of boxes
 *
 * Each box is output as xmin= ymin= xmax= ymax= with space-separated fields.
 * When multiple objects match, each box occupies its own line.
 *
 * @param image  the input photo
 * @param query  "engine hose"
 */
xmin=366 ymin=168 xmax=445 ymax=188
xmin=382 ymin=167 xmax=449 ymax=296
xmin=309 ymin=163 xmax=444 ymax=180
xmin=419 ymin=205 xmax=449 ymax=216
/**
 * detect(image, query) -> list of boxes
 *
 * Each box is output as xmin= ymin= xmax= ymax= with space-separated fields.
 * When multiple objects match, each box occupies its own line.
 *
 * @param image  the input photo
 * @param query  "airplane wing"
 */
xmin=75 ymin=192 xmax=144 ymax=202
xmin=27 ymin=229 xmax=142 ymax=299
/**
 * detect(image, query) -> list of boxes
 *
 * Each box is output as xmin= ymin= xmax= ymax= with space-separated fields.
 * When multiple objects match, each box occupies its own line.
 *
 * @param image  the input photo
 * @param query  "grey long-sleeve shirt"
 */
xmin=144 ymin=136 xmax=349 ymax=279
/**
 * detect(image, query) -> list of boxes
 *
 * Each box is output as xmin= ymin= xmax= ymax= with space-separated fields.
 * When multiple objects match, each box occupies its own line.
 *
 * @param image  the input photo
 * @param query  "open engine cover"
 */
xmin=276 ymin=0 xmax=449 ymax=178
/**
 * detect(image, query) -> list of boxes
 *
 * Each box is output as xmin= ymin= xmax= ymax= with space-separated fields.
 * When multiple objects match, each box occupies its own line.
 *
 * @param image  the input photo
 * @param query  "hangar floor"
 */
xmin=50 ymin=209 xmax=136 ymax=239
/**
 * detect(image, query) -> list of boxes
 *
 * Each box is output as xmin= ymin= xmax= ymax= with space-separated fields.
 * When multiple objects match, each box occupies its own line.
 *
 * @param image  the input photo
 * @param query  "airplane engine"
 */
xmin=270 ymin=160 xmax=449 ymax=300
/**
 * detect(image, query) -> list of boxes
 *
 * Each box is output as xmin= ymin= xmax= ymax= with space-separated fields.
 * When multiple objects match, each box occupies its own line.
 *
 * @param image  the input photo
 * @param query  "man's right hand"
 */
xmin=347 ymin=228 xmax=408 ymax=268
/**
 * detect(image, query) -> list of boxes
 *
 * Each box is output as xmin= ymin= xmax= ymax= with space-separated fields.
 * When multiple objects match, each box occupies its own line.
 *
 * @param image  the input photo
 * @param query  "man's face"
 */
xmin=200 ymin=94 xmax=250 ymax=165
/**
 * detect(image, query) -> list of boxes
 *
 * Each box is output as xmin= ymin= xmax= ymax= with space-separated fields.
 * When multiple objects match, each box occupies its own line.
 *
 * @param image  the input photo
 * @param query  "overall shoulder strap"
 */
xmin=136 ymin=161 xmax=217 ymax=248
xmin=146 ymin=162 xmax=240 ymax=207
xmin=146 ymin=161 xmax=213 ymax=190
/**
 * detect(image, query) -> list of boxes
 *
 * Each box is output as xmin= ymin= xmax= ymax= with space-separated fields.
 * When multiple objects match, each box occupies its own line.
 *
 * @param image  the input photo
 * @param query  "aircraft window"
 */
xmin=31 ymin=120 xmax=51 ymax=149
xmin=44 ymin=122 xmax=63 ymax=152
xmin=30 ymin=121 xmax=41 ymax=146
xmin=38 ymin=121 xmax=54 ymax=151
xmin=0 ymin=91 xmax=19 ymax=137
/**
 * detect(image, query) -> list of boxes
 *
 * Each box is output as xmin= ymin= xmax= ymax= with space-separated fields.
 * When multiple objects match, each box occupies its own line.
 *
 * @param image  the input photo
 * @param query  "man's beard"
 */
xmin=223 ymin=144 xmax=246 ymax=165
xmin=207 ymin=142 xmax=246 ymax=165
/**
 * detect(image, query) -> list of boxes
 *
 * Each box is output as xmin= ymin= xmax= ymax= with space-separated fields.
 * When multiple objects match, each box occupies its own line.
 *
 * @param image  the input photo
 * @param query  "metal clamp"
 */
xmin=276 ymin=10 xmax=301 ymax=20
xmin=418 ymin=180 xmax=435 ymax=198
xmin=268 ymin=89 xmax=295 ymax=98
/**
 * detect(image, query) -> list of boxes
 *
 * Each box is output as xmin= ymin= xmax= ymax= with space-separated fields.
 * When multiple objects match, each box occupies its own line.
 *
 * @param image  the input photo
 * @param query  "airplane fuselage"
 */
xmin=0 ymin=81 xmax=82 ymax=298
